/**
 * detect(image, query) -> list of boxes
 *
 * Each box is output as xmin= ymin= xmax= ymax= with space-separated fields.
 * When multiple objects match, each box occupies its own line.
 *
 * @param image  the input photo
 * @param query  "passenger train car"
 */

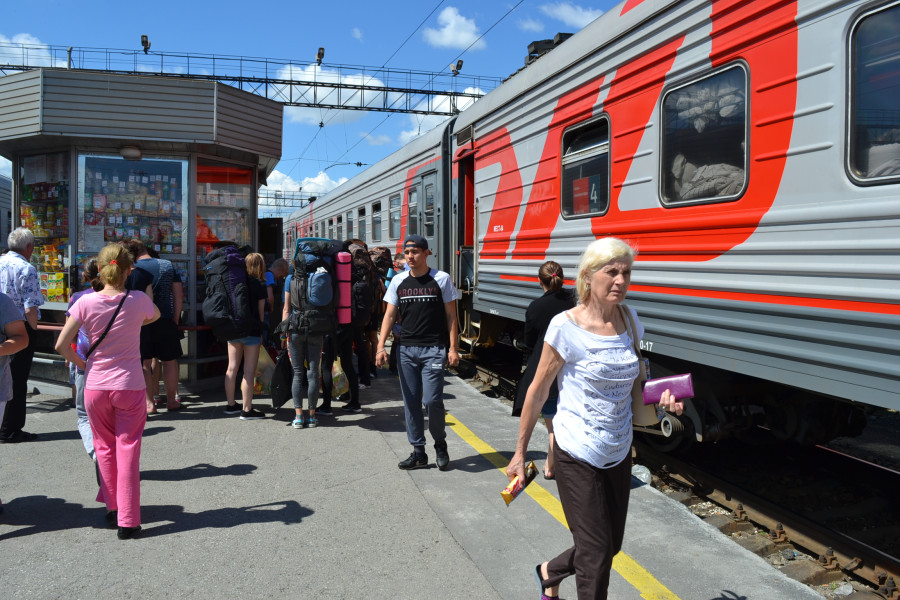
xmin=284 ymin=0 xmax=900 ymax=449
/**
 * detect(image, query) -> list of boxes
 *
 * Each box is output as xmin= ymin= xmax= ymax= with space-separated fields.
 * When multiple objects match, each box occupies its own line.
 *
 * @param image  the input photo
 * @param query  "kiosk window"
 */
xmin=561 ymin=120 xmax=609 ymax=217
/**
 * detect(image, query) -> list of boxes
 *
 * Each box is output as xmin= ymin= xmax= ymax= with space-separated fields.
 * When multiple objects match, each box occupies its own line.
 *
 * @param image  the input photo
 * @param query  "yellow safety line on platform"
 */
xmin=446 ymin=412 xmax=681 ymax=600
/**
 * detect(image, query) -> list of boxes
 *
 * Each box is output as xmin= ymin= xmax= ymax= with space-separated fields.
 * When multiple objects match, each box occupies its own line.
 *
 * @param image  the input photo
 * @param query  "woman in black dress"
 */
xmin=512 ymin=260 xmax=575 ymax=479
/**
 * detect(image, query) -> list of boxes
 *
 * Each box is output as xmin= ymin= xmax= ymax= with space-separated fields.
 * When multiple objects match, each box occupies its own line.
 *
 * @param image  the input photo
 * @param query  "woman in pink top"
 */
xmin=56 ymin=244 xmax=159 ymax=540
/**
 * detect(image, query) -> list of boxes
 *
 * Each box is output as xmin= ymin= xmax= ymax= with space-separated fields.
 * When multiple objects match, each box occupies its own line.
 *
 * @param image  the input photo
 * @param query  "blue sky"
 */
xmin=3 ymin=0 xmax=616 ymax=214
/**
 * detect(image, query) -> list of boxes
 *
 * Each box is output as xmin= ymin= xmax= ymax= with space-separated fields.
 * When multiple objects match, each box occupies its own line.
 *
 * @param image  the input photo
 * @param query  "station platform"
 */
xmin=0 ymin=371 xmax=820 ymax=599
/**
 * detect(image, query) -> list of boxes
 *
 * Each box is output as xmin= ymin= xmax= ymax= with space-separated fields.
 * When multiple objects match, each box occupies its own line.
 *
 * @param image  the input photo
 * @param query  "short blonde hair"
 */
xmin=575 ymin=237 xmax=637 ymax=305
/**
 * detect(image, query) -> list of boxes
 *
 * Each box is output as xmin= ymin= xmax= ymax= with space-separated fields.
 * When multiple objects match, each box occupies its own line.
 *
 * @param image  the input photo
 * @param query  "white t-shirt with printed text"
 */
xmin=544 ymin=307 xmax=644 ymax=469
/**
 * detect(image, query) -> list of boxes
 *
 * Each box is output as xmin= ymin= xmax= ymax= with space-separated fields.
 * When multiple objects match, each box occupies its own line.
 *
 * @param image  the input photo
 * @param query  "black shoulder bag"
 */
xmin=84 ymin=291 xmax=130 ymax=360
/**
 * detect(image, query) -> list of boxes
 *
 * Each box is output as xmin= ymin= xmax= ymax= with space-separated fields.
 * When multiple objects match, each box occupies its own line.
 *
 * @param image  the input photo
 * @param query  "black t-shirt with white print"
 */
xmin=384 ymin=268 xmax=458 ymax=348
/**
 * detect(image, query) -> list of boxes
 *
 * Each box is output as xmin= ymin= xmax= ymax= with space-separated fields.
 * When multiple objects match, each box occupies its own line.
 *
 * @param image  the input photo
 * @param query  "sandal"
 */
xmin=146 ymin=404 xmax=158 ymax=415
xmin=166 ymin=401 xmax=183 ymax=411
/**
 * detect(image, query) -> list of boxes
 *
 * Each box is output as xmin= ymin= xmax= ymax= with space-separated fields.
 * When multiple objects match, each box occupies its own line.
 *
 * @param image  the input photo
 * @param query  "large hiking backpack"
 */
xmin=369 ymin=246 xmax=393 ymax=279
xmin=288 ymin=237 xmax=341 ymax=335
xmin=202 ymin=245 xmax=252 ymax=341
xmin=348 ymin=243 xmax=378 ymax=327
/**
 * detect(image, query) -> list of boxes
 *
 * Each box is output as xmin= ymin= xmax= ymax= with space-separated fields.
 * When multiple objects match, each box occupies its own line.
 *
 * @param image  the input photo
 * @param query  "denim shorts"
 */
xmin=230 ymin=335 xmax=261 ymax=347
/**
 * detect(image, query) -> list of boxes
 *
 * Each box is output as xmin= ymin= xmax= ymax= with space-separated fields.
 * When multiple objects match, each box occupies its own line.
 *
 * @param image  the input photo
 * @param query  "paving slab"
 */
xmin=0 ymin=372 xmax=822 ymax=600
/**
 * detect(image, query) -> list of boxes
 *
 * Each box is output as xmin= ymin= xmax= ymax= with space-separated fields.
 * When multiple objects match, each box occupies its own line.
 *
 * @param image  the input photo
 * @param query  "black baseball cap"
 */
xmin=404 ymin=235 xmax=429 ymax=251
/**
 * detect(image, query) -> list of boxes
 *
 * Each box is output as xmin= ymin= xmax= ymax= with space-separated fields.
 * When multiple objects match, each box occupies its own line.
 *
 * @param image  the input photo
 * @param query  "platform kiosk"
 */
xmin=0 ymin=69 xmax=283 ymax=386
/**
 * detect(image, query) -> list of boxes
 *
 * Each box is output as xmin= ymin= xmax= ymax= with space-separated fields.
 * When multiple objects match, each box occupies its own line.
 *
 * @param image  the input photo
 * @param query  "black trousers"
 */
xmin=351 ymin=324 xmax=370 ymax=386
xmin=544 ymin=445 xmax=632 ymax=600
xmin=0 ymin=321 xmax=36 ymax=438
xmin=320 ymin=327 xmax=359 ymax=406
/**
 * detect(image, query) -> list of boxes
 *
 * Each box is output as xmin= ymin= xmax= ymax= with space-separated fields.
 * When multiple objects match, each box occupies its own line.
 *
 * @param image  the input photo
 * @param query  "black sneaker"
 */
xmin=317 ymin=405 xmax=333 ymax=416
xmin=434 ymin=441 xmax=450 ymax=471
xmin=117 ymin=525 xmax=141 ymax=540
xmin=342 ymin=403 xmax=362 ymax=414
xmin=223 ymin=404 xmax=243 ymax=415
xmin=239 ymin=408 xmax=266 ymax=420
xmin=398 ymin=451 xmax=428 ymax=470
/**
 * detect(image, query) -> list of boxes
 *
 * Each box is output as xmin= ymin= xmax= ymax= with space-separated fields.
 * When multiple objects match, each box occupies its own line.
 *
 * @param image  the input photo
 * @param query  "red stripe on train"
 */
xmin=496 ymin=275 xmax=899 ymax=315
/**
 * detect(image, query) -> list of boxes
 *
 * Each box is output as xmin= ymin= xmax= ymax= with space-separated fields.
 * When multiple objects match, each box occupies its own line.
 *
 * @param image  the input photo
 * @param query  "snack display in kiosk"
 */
xmin=77 ymin=154 xmax=188 ymax=256
xmin=18 ymin=151 xmax=72 ymax=303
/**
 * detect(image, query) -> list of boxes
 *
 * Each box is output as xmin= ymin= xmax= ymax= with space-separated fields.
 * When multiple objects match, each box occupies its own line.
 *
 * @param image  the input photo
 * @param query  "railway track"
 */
xmin=633 ymin=438 xmax=900 ymax=598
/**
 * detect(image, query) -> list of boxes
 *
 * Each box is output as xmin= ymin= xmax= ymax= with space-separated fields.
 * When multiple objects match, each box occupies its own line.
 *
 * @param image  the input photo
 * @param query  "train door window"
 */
xmin=424 ymin=184 xmax=435 ymax=236
xmin=561 ymin=119 xmax=610 ymax=217
xmin=346 ymin=210 xmax=354 ymax=239
xmin=372 ymin=201 xmax=382 ymax=242
xmin=849 ymin=3 xmax=900 ymax=182
xmin=661 ymin=65 xmax=747 ymax=204
xmin=328 ymin=217 xmax=334 ymax=239
xmin=389 ymin=195 xmax=401 ymax=239
xmin=357 ymin=207 xmax=366 ymax=243
xmin=407 ymin=187 xmax=419 ymax=234
xmin=336 ymin=215 xmax=343 ymax=241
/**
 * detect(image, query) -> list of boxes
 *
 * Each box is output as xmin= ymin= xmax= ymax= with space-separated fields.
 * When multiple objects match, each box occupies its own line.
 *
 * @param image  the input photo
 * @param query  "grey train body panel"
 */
xmin=284 ymin=0 xmax=899 ymax=416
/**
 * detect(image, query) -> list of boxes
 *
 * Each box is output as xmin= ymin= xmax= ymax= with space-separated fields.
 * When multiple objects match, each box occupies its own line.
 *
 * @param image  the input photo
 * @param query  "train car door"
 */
xmin=421 ymin=172 xmax=438 ymax=269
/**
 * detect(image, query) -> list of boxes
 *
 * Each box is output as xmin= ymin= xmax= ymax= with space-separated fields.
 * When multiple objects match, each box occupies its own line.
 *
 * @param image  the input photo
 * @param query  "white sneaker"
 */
xmin=358 ymin=384 xmax=369 ymax=390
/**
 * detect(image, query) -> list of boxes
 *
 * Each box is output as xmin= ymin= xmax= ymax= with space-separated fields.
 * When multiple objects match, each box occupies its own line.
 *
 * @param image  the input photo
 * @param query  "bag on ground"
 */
xmin=270 ymin=349 xmax=293 ymax=410
xmin=332 ymin=357 xmax=350 ymax=398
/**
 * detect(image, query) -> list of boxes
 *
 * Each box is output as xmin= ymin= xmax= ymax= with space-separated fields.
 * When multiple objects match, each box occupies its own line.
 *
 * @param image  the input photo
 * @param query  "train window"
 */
xmin=849 ymin=3 xmax=900 ymax=182
xmin=346 ymin=210 xmax=354 ymax=239
xmin=372 ymin=201 xmax=382 ymax=242
xmin=389 ymin=195 xmax=401 ymax=239
xmin=357 ymin=207 xmax=366 ymax=243
xmin=336 ymin=215 xmax=343 ymax=241
xmin=407 ymin=187 xmax=419 ymax=234
xmin=424 ymin=184 xmax=435 ymax=237
xmin=561 ymin=119 xmax=610 ymax=217
xmin=661 ymin=65 xmax=747 ymax=204
xmin=328 ymin=217 xmax=334 ymax=239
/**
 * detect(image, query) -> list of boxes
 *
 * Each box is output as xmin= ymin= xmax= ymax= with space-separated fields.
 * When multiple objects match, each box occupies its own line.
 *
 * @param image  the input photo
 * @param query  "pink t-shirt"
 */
xmin=68 ymin=291 xmax=155 ymax=390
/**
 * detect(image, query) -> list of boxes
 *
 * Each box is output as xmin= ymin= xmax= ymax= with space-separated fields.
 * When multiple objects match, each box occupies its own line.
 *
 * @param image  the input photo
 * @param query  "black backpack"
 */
xmin=348 ymin=243 xmax=377 ymax=327
xmin=202 ymin=245 xmax=252 ymax=341
xmin=288 ymin=237 xmax=341 ymax=335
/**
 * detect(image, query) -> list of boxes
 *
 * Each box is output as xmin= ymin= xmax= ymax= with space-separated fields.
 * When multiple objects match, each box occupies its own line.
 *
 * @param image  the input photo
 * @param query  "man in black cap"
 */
xmin=375 ymin=235 xmax=459 ymax=471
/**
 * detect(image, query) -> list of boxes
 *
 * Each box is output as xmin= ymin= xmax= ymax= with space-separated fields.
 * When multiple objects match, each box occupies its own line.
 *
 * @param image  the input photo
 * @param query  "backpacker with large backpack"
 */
xmin=202 ymin=244 xmax=253 ymax=342
xmin=286 ymin=237 xmax=341 ymax=335
xmin=347 ymin=242 xmax=379 ymax=328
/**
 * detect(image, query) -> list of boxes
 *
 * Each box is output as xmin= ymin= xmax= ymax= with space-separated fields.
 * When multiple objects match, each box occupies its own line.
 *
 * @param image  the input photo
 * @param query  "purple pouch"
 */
xmin=642 ymin=373 xmax=694 ymax=405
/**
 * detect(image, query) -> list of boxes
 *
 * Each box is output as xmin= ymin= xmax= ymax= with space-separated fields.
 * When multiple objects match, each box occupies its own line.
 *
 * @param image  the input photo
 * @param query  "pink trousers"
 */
xmin=85 ymin=388 xmax=147 ymax=528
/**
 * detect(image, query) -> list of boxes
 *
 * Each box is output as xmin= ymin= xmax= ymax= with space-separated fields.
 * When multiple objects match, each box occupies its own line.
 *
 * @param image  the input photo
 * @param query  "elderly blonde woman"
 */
xmin=507 ymin=237 xmax=685 ymax=600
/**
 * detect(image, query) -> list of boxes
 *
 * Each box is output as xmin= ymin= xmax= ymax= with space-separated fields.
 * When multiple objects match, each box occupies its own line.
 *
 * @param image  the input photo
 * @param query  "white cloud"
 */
xmin=360 ymin=133 xmax=393 ymax=146
xmin=518 ymin=18 xmax=545 ymax=33
xmin=423 ymin=7 xmax=486 ymax=51
xmin=539 ymin=2 xmax=604 ymax=29
xmin=274 ymin=63 xmax=404 ymax=126
xmin=259 ymin=169 xmax=346 ymax=200
xmin=398 ymin=86 xmax=483 ymax=145
xmin=351 ymin=28 xmax=363 ymax=41
xmin=0 ymin=33 xmax=64 ymax=68
xmin=0 ymin=156 xmax=11 ymax=178
xmin=300 ymin=171 xmax=348 ymax=194
xmin=261 ymin=170 xmax=304 ymax=194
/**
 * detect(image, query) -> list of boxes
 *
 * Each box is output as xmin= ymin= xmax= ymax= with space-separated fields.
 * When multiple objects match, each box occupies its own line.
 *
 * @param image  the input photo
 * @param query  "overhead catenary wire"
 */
xmin=329 ymin=1 xmax=526 ymax=168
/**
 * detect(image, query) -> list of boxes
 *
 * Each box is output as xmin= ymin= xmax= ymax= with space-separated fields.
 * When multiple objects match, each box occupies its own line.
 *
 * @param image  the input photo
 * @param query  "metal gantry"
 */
xmin=0 ymin=43 xmax=501 ymax=116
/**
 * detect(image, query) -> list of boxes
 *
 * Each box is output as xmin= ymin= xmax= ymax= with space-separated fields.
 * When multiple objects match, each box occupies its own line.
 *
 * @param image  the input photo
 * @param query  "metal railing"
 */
xmin=0 ymin=43 xmax=501 ymax=116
